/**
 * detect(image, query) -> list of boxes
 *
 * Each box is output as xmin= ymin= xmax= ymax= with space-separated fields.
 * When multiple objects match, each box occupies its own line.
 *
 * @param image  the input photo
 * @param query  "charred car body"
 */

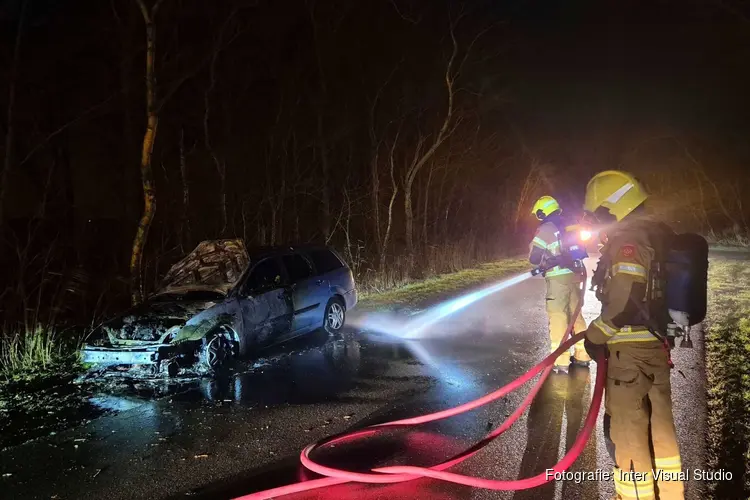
xmin=81 ymin=240 xmax=357 ymax=376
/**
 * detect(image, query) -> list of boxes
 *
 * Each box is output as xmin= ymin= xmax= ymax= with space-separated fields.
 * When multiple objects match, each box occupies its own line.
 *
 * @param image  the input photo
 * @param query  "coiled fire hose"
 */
xmin=236 ymin=269 xmax=606 ymax=499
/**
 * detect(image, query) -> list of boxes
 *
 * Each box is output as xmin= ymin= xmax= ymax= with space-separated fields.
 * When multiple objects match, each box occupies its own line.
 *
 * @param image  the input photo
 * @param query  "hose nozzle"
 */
xmin=532 ymin=255 xmax=583 ymax=278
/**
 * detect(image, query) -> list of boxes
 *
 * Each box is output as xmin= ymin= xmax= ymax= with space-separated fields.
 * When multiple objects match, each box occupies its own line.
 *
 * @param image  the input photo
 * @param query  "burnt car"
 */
xmin=81 ymin=240 xmax=357 ymax=376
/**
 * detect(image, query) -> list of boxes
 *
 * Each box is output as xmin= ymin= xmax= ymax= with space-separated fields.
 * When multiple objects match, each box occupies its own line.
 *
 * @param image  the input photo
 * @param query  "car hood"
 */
xmin=158 ymin=239 xmax=249 ymax=294
xmin=100 ymin=297 xmax=222 ymax=344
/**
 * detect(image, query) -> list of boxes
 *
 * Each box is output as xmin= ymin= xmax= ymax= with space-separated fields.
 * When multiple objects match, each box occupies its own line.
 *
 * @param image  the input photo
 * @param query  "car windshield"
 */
xmin=149 ymin=290 xmax=225 ymax=303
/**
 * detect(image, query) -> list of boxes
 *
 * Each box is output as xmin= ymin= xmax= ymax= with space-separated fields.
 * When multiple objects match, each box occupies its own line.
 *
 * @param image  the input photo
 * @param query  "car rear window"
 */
xmin=308 ymin=249 xmax=344 ymax=274
xmin=282 ymin=253 xmax=313 ymax=282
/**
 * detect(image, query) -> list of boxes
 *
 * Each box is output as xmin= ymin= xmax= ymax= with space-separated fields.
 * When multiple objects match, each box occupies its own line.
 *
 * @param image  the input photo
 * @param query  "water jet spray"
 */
xmin=235 ymin=267 xmax=605 ymax=499
xmin=353 ymin=271 xmax=535 ymax=342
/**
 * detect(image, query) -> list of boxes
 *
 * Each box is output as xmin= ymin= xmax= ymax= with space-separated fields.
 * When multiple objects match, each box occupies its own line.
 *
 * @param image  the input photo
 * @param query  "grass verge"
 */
xmin=358 ymin=257 xmax=530 ymax=309
xmin=0 ymin=326 xmax=87 ymax=448
xmin=0 ymin=325 xmax=82 ymax=387
xmin=705 ymin=259 xmax=750 ymax=498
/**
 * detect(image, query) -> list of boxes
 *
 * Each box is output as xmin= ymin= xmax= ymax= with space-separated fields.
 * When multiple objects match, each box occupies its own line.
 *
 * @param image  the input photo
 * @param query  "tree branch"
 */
xmin=18 ymin=94 xmax=118 ymax=168
xmin=388 ymin=0 xmax=420 ymax=24
xmin=405 ymin=19 xmax=459 ymax=187
xmin=134 ymin=0 xmax=151 ymax=23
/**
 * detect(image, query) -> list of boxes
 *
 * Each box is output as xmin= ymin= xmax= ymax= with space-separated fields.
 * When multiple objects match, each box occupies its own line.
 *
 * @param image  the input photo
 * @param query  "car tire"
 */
xmin=198 ymin=329 xmax=234 ymax=373
xmin=323 ymin=298 xmax=346 ymax=335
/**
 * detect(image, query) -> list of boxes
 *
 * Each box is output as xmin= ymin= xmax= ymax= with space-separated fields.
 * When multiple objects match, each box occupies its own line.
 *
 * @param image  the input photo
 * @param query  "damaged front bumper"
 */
xmin=81 ymin=344 xmax=172 ymax=366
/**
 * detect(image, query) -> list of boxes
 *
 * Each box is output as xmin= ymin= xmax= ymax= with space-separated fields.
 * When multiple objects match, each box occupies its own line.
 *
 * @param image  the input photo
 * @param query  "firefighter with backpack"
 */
xmin=529 ymin=195 xmax=591 ymax=374
xmin=582 ymin=170 xmax=709 ymax=500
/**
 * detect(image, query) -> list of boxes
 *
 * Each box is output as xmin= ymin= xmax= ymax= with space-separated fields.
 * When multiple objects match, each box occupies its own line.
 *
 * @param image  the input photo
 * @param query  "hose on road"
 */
xmin=236 ymin=270 xmax=606 ymax=499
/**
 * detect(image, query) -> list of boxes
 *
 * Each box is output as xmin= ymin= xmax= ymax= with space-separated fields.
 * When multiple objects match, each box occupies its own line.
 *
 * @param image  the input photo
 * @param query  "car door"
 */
xmin=280 ymin=252 xmax=324 ymax=335
xmin=236 ymin=257 xmax=293 ymax=347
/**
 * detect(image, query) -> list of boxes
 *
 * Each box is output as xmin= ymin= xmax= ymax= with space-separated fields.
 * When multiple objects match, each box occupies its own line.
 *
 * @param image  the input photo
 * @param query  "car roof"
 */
xmin=246 ymin=244 xmax=335 ymax=260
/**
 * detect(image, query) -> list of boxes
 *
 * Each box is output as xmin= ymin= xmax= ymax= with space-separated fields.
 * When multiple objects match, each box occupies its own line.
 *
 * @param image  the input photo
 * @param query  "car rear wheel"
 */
xmin=324 ymin=298 xmax=345 ymax=335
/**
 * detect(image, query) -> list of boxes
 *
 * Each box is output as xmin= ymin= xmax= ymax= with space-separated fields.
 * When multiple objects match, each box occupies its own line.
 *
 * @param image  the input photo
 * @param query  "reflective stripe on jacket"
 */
xmin=528 ymin=219 xmax=573 ymax=277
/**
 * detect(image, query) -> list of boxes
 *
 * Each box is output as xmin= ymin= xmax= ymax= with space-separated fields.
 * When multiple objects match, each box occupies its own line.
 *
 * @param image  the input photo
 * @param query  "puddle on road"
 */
xmin=0 ymin=329 xmax=425 ymax=449
xmin=188 ymin=331 xmax=426 ymax=407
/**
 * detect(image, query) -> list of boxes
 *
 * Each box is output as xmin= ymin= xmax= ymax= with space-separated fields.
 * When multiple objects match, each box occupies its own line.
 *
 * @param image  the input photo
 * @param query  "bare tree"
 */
xmin=729 ymin=183 xmax=749 ymax=232
xmin=398 ymin=14 xmax=494 ymax=259
xmin=421 ymin=158 xmax=436 ymax=245
xmin=433 ymin=154 xmax=453 ymax=244
xmin=512 ymin=159 xmax=539 ymax=233
xmin=264 ymin=138 xmax=287 ymax=246
xmin=680 ymin=143 xmax=738 ymax=230
xmin=307 ymin=0 xmax=334 ymax=241
xmin=366 ymin=63 xmax=400 ymax=256
xmin=203 ymin=10 xmax=241 ymax=236
xmin=692 ymin=169 xmax=713 ymax=234
xmin=401 ymin=23 xmax=460 ymax=258
xmin=369 ymin=133 xmax=382 ymax=252
xmin=129 ymin=0 xmax=165 ymax=304
xmin=177 ymin=127 xmax=192 ymax=252
xmin=0 ymin=0 xmax=28 ymax=224
xmin=379 ymin=128 xmax=401 ymax=270
xmin=112 ymin=0 xmax=139 ymax=223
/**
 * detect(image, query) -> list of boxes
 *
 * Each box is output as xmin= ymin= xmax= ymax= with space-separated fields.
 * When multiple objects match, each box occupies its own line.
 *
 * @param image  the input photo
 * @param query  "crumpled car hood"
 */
xmin=101 ymin=298 xmax=222 ymax=343
xmin=159 ymin=239 xmax=249 ymax=294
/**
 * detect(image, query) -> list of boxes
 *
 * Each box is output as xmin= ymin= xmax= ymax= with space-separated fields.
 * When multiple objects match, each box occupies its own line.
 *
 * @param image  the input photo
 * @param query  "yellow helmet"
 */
xmin=531 ymin=195 xmax=561 ymax=220
xmin=584 ymin=170 xmax=648 ymax=221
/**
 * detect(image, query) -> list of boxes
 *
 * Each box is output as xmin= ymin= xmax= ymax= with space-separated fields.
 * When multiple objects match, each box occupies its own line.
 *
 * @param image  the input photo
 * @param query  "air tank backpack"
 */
xmin=552 ymin=217 xmax=590 ymax=269
xmin=589 ymin=224 xmax=708 ymax=349
xmin=647 ymin=229 xmax=709 ymax=348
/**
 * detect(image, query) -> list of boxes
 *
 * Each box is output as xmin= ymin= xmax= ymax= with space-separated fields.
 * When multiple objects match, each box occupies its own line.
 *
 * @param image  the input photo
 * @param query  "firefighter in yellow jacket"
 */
xmin=582 ymin=171 xmax=683 ymax=500
xmin=529 ymin=196 xmax=590 ymax=374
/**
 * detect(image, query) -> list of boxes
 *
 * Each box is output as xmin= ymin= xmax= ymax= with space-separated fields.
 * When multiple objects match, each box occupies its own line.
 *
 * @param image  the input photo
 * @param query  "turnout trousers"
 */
xmin=544 ymin=273 xmax=589 ymax=366
xmin=606 ymin=343 xmax=684 ymax=499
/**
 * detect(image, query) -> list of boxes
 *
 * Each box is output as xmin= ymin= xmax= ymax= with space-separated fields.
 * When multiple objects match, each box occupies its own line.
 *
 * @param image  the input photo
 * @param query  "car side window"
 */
xmin=242 ymin=258 xmax=283 ymax=295
xmin=308 ymin=249 xmax=344 ymax=274
xmin=282 ymin=253 xmax=313 ymax=283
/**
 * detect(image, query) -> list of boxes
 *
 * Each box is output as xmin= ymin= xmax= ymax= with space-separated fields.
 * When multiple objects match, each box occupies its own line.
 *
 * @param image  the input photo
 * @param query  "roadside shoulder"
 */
xmin=705 ymin=258 xmax=750 ymax=499
xmin=358 ymin=257 xmax=530 ymax=311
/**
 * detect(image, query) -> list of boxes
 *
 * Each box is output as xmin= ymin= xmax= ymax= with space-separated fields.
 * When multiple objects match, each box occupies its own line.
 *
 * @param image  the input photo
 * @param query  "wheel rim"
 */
xmin=205 ymin=336 xmax=228 ymax=368
xmin=327 ymin=303 xmax=344 ymax=331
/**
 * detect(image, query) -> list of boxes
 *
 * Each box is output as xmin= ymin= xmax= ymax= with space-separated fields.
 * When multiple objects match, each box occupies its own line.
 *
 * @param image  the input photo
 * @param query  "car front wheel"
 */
xmin=324 ymin=298 xmax=345 ymax=335
xmin=198 ymin=329 xmax=234 ymax=373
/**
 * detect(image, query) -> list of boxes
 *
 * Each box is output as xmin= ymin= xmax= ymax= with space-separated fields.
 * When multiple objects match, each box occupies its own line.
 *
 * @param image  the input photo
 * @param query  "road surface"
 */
xmin=0 ymin=257 xmax=708 ymax=500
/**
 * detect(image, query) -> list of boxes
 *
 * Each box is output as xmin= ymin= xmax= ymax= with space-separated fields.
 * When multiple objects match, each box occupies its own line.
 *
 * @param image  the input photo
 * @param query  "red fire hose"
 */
xmin=236 ymin=272 xmax=606 ymax=500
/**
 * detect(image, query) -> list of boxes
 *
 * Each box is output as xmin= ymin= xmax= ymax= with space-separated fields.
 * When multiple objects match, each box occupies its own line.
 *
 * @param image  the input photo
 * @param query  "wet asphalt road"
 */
xmin=0 ymin=257 xmax=709 ymax=500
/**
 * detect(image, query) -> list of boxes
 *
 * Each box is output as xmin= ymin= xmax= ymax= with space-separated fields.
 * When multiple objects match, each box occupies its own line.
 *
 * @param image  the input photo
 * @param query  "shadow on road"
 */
xmin=513 ymin=364 xmax=599 ymax=500
xmin=169 ymin=426 xmax=473 ymax=500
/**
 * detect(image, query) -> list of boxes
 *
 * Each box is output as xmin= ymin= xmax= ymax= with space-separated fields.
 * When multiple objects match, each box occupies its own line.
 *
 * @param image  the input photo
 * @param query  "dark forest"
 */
xmin=1 ymin=0 xmax=749 ymax=364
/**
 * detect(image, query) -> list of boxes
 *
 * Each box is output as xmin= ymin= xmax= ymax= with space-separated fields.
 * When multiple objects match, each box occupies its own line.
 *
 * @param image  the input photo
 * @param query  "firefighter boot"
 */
xmin=572 ymin=346 xmax=592 ymax=367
